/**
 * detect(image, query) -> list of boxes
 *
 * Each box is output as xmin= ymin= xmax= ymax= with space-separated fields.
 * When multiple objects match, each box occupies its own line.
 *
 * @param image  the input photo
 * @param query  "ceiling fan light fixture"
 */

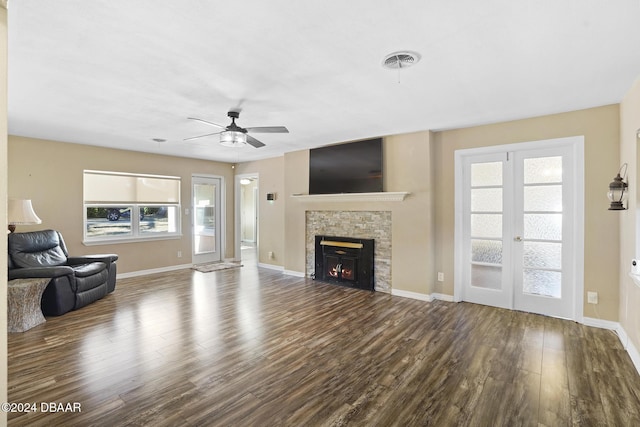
xmin=186 ymin=110 xmax=286 ymax=148
xmin=220 ymin=130 xmax=247 ymax=147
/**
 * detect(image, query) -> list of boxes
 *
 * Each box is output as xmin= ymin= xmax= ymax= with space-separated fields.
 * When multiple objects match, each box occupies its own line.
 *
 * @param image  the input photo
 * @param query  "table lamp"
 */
xmin=8 ymin=199 xmax=42 ymax=233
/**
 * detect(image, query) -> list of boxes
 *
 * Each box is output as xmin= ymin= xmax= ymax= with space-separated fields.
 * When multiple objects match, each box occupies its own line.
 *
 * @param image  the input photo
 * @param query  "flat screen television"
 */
xmin=309 ymin=138 xmax=383 ymax=194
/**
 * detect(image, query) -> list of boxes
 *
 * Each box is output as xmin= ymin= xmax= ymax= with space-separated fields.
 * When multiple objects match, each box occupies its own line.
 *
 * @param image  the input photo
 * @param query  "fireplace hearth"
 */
xmin=314 ymin=235 xmax=374 ymax=291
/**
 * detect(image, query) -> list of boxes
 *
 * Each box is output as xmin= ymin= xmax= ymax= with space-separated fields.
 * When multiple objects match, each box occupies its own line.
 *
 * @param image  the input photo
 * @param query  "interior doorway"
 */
xmin=241 ymin=178 xmax=258 ymax=243
xmin=235 ymin=173 xmax=258 ymax=264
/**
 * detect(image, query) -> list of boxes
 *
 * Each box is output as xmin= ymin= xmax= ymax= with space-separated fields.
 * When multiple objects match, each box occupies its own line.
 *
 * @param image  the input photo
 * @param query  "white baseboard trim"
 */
xmin=390 ymin=289 xmax=456 ymax=303
xmin=614 ymin=324 xmax=640 ymax=375
xmin=581 ymin=316 xmax=619 ymax=330
xmin=628 ymin=339 xmax=640 ymax=375
xmin=432 ymin=293 xmax=455 ymax=302
xmin=258 ymin=263 xmax=284 ymax=271
xmin=582 ymin=317 xmax=640 ymax=376
xmin=391 ymin=289 xmax=433 ymax=302
xmin=117 ymin=263 xmax=192 ymax=279
xmin=256 ymin=263 xmax=305 ymax=277
xmin=283 ymin=269 xmax=305 ymax=277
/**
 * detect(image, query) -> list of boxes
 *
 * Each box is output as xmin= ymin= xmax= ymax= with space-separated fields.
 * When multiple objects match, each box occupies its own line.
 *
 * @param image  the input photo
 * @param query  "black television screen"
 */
xmin=309 ymin=138 xmax=383 ymax=194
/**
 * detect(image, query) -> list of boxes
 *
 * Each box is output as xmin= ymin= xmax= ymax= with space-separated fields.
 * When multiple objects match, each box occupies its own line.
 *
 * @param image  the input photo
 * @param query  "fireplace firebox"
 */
xmin=314 ymin=235 xmax=374 ymax=291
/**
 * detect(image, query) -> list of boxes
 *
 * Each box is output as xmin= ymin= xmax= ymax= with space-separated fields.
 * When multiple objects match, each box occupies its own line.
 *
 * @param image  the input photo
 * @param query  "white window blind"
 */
xmin=84 ymin=170 xmax=180 ymax=204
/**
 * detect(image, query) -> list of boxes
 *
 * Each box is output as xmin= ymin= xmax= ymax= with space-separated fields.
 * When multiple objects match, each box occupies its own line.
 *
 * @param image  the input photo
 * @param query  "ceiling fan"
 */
xmin=185 ymin=111 xmax=288 ymax=148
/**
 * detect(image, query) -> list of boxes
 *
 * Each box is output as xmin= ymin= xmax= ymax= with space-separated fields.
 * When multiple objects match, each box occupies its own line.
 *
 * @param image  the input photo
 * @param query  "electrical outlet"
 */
xmin=437 ymin=272 xmax=444 ymax=282
xmin=587 ymin=291 xmax=598 ymax=304
xmin=268 ymin=251 xmax=274 ymax=259
xmin=177 ymin=251 xmax=182 ymax=258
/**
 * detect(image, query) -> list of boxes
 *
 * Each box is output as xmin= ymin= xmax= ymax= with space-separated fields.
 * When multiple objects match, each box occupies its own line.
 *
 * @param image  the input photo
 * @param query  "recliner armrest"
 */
xmin=67 ymin=254 xmax=118 ymax=266
xmin=8 ymin=265 xmax=75 ymax=281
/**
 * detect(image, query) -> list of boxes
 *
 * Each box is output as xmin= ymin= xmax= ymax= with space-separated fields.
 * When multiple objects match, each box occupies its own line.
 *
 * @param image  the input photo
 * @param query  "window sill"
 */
xmin=83 ymin=234 xmax=183 ymax=246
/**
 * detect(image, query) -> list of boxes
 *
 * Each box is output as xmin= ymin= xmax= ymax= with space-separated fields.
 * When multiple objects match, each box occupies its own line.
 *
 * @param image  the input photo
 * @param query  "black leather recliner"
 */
xmin=8 ymin=229 xmax=118 ymax=316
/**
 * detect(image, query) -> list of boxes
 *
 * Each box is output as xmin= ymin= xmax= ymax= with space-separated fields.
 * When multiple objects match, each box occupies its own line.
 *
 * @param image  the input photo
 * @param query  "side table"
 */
xmin=7 ymin=278 xmax=49 ymax=333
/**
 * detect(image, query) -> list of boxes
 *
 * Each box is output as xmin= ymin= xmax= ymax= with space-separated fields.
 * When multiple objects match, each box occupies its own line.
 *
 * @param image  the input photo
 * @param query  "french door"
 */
xmin=456 ymin=138 xmax=583 ymax=319
xmin=192 ymin=175 xmax=222 ymax=264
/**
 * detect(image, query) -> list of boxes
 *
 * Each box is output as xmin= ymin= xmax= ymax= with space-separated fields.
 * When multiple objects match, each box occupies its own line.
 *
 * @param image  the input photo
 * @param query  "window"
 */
xmin=83 ymin=170 xmax=181 ymax=243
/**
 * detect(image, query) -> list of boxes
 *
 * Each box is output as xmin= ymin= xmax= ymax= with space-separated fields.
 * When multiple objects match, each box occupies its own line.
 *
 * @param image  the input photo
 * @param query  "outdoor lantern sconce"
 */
xmin=608 ymin=163 xmax=628 ymax=210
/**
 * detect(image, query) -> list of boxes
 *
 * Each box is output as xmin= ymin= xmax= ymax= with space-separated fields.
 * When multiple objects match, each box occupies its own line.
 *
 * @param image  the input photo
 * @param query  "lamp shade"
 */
xmin=220 ymin=130 xmax=247 ymax=147
xmin=8 ymin=199 xmax=42 ymax=225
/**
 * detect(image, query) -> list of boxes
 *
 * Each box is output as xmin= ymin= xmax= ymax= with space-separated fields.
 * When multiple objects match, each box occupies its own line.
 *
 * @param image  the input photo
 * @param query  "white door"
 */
xmin=192 ymin=175 xmax=222 ymax=264
xmin=461 ymin=152 xmax=513 ymax=309
xmin=457 ymin=139 xmax=583 ymax=319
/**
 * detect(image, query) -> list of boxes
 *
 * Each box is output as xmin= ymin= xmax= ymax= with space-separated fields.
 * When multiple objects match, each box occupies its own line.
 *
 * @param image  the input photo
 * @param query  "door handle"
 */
xmin=514 ymin=236 xmax=523 ymax=242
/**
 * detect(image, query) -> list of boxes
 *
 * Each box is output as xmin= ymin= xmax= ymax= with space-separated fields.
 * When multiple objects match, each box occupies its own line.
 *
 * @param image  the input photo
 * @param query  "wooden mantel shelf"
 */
xmin=290 ymin=192 xmax=410 ymax=202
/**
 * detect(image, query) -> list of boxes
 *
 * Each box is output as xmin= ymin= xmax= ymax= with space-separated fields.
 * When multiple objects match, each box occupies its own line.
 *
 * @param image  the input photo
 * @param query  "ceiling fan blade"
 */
xmin=187 ymin=117 xmax=225 ymax=128
xmin=246 ymin=135 xmax=266 ymax=148
xmin=245 ymin=126 xmax=289 ymax=133
xmin=184 ymin=131 xmax=222 ymax=141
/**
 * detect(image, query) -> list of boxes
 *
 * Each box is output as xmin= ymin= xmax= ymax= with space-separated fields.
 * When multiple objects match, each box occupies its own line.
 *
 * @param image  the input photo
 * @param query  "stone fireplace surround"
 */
xmin=305 ymin=210 xmax=392 ymax=293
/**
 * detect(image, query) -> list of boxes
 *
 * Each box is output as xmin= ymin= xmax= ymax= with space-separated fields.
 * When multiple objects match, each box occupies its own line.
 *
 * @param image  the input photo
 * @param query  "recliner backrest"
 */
xmin=8 ymin=229 xmax=69 ymax=268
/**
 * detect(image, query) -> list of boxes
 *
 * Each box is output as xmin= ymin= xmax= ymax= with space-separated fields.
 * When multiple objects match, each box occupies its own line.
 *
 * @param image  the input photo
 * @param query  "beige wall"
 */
xmin=8 ymin=136 xmax=235 ymax=273
xmin=235 ymin=156 xmax=285 ymax=266
xmin=619 ymin=78 xmax=640 ymax=350
xmin=434 ymin=104 xmax=621 ymax=320
xmin=283 ymin=150 xmax=308 ymax=273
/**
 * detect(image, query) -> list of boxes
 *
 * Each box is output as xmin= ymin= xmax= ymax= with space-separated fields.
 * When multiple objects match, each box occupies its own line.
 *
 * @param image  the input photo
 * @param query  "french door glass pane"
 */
xmin=523 ymin=242 xmax=561 ymax=269
xmin=471 ymin=264 xmax=502 ymax=290
xmin=523 ymin=269 xmax=561 ymax=298
xmin=524 ymin=185 xmax=562 ymax=212
xmin=524 ymin=213 xmax=562 ymax=240
xmin=471 ymin=162 xmax=502 ymax=186
xmin=471 ymin=188 xmax=502 ymax=211
xmin=470 ymin=161 xmax=503 ymax=291
xmin=524 ymin=156 xmax=562 ymax=183
xmin=471 ymin=214 xmax=502 ymax=238
xmin=471 ymin=239 xmax=503 ymax=264
xmin=522 ymin=155 xmax=564 ymax=300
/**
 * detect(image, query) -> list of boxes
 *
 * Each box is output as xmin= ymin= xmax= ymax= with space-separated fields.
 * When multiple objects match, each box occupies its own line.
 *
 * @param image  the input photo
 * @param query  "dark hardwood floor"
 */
xmin=8 ymin=249 xmax=640 ymax=426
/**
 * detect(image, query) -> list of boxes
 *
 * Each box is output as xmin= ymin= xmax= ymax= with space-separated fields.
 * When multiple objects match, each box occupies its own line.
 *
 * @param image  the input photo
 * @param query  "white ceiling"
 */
xmin=8 ymin=1 xmax=640 ymax=163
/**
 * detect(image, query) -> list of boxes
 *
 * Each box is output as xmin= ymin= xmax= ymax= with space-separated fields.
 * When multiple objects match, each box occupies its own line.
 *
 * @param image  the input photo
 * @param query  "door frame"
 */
xmin=454 ymin=136 xmax=585 ymax=321
xmin=234 ymin=173 xmax=259 ymax=261
xmin=191 ymin=174 xmax=225 ymax=264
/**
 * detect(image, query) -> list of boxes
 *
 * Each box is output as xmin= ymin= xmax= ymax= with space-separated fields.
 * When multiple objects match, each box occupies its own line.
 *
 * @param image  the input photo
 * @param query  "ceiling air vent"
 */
xmin=382 ymin=51 xmax=421 ymax=69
